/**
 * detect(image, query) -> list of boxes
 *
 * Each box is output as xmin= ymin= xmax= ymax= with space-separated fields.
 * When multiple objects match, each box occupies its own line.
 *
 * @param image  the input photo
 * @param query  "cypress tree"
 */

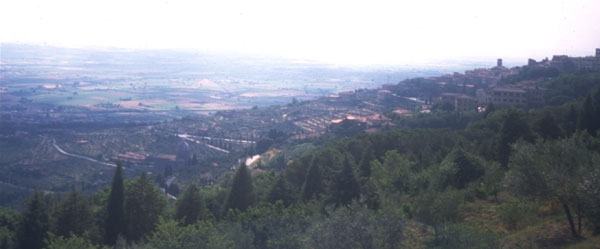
xmin=443 ymin=149 xmax=484 ymax=189
xmin=301 ymin=159 xmax=324 ymax=202
xmin=330 ymin=156 xmax=361 ymax=207
xmin=53 ymin=187 xmax=93 ymax=238
xmin=533 ymin=111 xmax=562 ymax=140
xmin=565 ymin=104 xmax=578 ymax=135
xmin=175 ymin=184 xmax=204 ymax=225
xmin=497 ymin=110 xmax=533 ymax=168
xmin=123 ymin=172 xmax=167 ymax=242
xmin=104 ymin=162 xmax=124 ymax=245
xmin=358 ymin=147 xmax=374 ymax=182
xmin=223 ymin=164 xmax=255 ymax=213
xmin=577 ymin=95 xmax=594 ymax=134
xmin=266 ymin=175 xmax=294 ymax=206
xmin=16 ymin=191 xmax=49 ymax=249
xmin=0 ymin=209 xmax=18 ymax=249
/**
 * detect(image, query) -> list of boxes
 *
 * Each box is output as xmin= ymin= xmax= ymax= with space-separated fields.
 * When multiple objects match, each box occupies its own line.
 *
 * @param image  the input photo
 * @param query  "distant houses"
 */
xmin=439 ymin=93 xmax=477 ymax=112
xmin=440 ymin=82 xmax=545 ymax=111
xmin=435 ymin=49 xmax=600 ymax=111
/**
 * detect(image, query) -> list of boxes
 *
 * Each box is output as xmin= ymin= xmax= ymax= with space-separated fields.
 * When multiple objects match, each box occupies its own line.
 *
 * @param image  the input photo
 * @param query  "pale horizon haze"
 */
xmin=1 ymin=0 xmax=600 ymax=65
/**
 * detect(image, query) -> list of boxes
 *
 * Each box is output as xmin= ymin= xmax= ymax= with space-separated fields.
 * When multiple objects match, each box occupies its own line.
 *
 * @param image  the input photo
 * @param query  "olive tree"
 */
xmin=505 ymin=137 xmax=594 ymax=237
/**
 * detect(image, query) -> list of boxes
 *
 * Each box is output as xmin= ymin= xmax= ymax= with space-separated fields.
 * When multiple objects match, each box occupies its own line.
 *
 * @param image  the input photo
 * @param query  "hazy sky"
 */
xmin=1 ymin=0 xmax=599 ymax=65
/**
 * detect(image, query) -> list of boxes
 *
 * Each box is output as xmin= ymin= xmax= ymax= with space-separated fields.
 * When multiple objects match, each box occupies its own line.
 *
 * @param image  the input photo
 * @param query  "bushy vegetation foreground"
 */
xmin=2 ymin=73 xmax=600 ymax=249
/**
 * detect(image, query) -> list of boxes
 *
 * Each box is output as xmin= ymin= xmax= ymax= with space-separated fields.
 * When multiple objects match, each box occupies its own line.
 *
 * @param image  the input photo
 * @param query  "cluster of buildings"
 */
xmin=476 ymin=85 xmax=544 ymax=109
xmin=528 ymin=49 xmax=600 ymax=71
xmin=437 ymin=85 xmax=544 ymax=112
xmin=436 ymin=49 xmax=600 ymax=112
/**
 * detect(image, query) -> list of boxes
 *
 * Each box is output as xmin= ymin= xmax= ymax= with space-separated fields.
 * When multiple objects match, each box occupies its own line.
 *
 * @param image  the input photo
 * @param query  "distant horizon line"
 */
xmin=2 ymin=41 xmax=598 ymax=69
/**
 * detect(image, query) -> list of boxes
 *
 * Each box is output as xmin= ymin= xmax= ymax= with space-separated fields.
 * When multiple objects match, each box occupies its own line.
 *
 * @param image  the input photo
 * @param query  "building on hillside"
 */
xmin=550 ymin=51 xmax=600 ymax=71
xmin=485 ymin=87 xmax=527 ymax=107
xmin=523 ymin=86 xmax=545 ymax=108
xmin=475 ymin=89 xmax=488 ymax=104
xmin=478 ymin=81 xmax=547 ymax=108
xmin=439 ymin=93 xmax=477 ymax=112
xmin=596 ymin=48 xmax=600 ymax=57
xmin=528 ymin=58 xmax=537 ymax=66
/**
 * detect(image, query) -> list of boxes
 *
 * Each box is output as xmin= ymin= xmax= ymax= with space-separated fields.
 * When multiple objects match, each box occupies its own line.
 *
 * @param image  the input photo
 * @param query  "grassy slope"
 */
xmin=453 ymin=192 xmax=598 ymax=249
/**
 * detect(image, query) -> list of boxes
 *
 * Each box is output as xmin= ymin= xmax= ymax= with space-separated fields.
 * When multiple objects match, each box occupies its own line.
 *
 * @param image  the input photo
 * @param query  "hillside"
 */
xmin=1 ymin=51 xmax=600 ymax=248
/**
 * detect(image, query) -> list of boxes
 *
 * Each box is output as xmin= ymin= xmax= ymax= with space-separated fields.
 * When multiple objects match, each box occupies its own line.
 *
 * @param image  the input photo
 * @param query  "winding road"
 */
xmin=43 ymin=136 xmax=117 ymax=167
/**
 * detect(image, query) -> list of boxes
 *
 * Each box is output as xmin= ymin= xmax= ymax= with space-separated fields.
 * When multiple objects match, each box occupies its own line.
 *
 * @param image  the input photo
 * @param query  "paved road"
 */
xmin=166 ymin=176 xmax=176 ymax=186
xmin=47 ymin=137 xmax=117 ymax=167
xmin=196 ymin=136 xmax=256 ymax=144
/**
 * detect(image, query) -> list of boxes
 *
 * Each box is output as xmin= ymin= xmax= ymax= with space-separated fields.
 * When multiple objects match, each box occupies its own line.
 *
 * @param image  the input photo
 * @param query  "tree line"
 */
xmin=2 ymin=75 xmax=600 ymax=249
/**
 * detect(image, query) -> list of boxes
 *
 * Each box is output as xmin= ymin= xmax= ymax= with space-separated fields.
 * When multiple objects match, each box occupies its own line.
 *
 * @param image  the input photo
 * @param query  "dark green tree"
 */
xmin=167 ymin=183 xmax=181 ymax=197
xmin=437 ymin=149 xmax=485 ymax=190
xmin=52 ymin=187 xmax=93 ymax=238
xmin=345 ymin=139 xmax=369 ymax=166
xmin=271 ymin=154 xmax=286 ymax=171
xmin=223 ymin=164 xmax=255 ymax=213
xmin=330 ymin=156 xmax=361 ymax=207
xmin=533 ymin=111 xmax=562 ymax=140
xmin=301 ymin=160 xmax=324 ymax=202
xmin=307 ymin=204 xmax=375 ymax=249
xmin=497 ymin=109 xmax=533 ymax=167
xmin=414 ymin=189 xmax=462 ymax=239
xmin=285 ymin=155 xmax=313 ymax=190
xmin=577 ymin=95 xmax=594 ymax=134
xmin=360 ymin=180 xmax=381 ymax=210
xmin=16 ymin=191 xmax=49 ymax=249
xmin=164 ymin=165 xmax=173 ymax=177
xmin=145 ymin=219 xmax=232 ymax=249
xmin=357 ymin=147 xmax=375 ymax=182
xmin=565 ymin=104 xmax=578 ymax=135
xmin=175 ymin=184 xmax=205 ymax=226
xmin=0 ymin=208 xmax=19 ymax=249
xmin=45 ymin=234 xmax=99 ymax=249
xmin=123 ymin=172 xmax=167 ymax=242
xmin=266 ymin=175 xmax=295 ymax=206
xmin=591 ymin=88 xmax=600 ymax=134
xmin=370 ymin=150 xmax=414 ymax=199
xmin=104 ymin=162 xmax=124 ymax=245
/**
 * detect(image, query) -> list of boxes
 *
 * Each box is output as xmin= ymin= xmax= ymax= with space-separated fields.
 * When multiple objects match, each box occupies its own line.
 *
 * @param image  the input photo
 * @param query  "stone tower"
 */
xmin=497 ymin=58 xmax=503 ymax=67
xmin=596 ymin=48 xmax=600 ymax=57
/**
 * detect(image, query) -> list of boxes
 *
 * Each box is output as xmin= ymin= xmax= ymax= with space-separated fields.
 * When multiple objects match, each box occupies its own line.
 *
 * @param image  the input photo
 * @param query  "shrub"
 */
xmin=498 ymin=200 xmax=539 ymax=231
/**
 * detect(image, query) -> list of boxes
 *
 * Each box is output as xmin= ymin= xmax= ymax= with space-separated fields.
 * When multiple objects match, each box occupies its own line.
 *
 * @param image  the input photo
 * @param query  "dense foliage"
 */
xmin=2 ymin=71 xmax=600 ymax=249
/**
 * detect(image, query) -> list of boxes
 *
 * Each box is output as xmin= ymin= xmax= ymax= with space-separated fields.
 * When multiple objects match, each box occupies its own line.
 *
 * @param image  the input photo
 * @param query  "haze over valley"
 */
xmin=2 ymin=1 xmax=600 ymax=248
